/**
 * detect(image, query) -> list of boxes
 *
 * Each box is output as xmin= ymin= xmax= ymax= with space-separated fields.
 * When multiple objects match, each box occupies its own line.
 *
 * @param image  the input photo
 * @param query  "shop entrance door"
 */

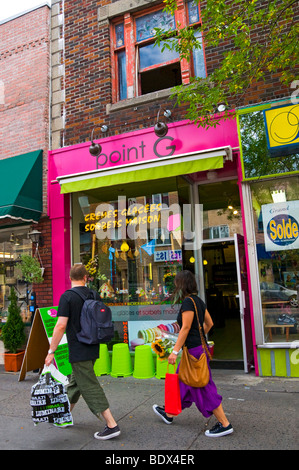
xmin=234 ymin=233 xmax=254 ymax=372
xmin=202 ymin=236 xmax=252 ymax=370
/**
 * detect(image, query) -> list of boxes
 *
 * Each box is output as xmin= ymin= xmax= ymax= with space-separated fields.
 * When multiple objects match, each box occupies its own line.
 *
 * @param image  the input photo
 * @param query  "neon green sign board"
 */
xmin=38 ymin=306 xmax=72 ymax=377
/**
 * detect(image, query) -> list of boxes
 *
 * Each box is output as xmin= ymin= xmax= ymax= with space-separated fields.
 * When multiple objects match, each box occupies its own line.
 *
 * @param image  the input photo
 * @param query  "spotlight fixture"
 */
xmin=163 ymin=109 xmax=172 ymax=119
xmin=101 ymin=124 xmax=109 ymax=133
xmin=154 ymin=106 xmax=169 ymax=138
xmin=217 ymin=103 xmax=227 ymax=113
xmin=9 ymin=232 xmax=15 ymax=243
xmin=89 ymin=128 xmax=102 ymax=156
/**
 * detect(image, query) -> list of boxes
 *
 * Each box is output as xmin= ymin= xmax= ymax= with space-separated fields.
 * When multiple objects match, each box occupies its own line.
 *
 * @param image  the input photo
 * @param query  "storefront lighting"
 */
xmin=154 ymin=106 xmax=169 ymax=137
xmin=217 ymin=103 xmax=227 ymax=112
xmin=163 ymin=109 xmax=172 ymax=119
xmin=28 ymin=229 xmax=44 ymax=246
xmin=89 ymin=127 xmax=102 ymax=156
xmin=0 ymin=252 xmax=13 ymax=259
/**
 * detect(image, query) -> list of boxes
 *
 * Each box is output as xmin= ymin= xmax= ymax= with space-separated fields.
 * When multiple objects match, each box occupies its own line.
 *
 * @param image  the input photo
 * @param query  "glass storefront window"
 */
xmin=251 ymin=176 xmax=299 ymax=343
xmin=239 ymin=108 xmax=299 ymax=180
xmin=72 ymin=177 xmax=193 ymax=350
xmin=0 ymin=227 xmax=32 ymax=323
xmin=198 ymin=181 xmax=243 ymax=240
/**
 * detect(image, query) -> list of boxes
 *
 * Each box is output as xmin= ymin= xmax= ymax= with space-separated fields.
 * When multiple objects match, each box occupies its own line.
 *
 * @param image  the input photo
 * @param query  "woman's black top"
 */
xmin=176 ymin=294 xmax=207 ymax=349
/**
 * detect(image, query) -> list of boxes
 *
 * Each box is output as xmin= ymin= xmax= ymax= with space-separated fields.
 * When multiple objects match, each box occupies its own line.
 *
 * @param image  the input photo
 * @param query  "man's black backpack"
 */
xmin=72 ymin=288 xmax=114 ymax=344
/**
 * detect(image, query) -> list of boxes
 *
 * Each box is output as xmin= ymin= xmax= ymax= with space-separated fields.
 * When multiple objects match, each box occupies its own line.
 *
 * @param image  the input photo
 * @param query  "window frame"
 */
xmin=110 ymin=1 xmax=206 ymax=103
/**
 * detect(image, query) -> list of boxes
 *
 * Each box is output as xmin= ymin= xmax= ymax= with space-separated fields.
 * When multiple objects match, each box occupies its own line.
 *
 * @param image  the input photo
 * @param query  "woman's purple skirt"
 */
xmin=176 ymin=345 xmax=222 ymax=418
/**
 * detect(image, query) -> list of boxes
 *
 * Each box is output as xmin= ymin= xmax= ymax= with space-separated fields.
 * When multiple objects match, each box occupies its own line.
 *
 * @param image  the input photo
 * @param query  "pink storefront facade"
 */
xmin=48 ymin=116 xmax=256 ymax=373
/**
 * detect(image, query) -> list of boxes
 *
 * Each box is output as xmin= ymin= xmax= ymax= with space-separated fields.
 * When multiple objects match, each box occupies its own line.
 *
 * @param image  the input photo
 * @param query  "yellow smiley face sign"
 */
xmin=264 ymin=104 xmax=299 ymax=155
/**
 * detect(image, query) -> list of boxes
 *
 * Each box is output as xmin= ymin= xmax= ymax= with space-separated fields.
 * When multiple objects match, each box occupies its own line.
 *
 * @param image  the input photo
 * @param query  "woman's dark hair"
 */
xmin=172 ymin=270 xmax=198 ymax=303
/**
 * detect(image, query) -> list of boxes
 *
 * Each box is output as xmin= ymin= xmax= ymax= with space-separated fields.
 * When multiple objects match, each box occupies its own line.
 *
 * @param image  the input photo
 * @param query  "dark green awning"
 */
xmin=0 ymin=150 xmax=43 ymax=223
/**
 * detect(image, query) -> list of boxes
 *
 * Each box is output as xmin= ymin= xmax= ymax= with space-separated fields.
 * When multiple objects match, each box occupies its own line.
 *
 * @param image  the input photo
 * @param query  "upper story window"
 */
xmin=111 ymin=1 xmax=206 ymax=102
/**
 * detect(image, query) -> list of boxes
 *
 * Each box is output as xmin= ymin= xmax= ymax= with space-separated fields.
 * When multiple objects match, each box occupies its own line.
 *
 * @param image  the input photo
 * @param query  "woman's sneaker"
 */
xmin=94 ymin=424 xmax=121 ymax=440
xmin=205 ymin=422 xmax=233 ymax=437
xmin=153 ymin=404 xmax=173 ymax=424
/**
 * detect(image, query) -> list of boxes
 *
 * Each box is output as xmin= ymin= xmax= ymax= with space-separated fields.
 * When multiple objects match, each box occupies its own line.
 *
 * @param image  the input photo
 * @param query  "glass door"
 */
xmin=234 ymin=233 xmax=254 ymax=372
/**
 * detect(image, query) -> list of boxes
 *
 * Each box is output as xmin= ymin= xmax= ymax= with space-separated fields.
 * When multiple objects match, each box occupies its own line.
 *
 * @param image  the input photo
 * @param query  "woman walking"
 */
xmin=153 ymin=270 xmax=233 ymax=437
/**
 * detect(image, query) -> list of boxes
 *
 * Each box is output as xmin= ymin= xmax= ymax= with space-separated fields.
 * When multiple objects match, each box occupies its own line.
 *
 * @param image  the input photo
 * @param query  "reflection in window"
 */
xmin=74 ymin=191 xmax=184 ymax=306
xmin=115 ymin=23 xmax=124 ymax=47
xmin=239 ymin=109 xmax=299 ymax=179
xmin=139 ymin=41 xmax=180 ymax=70
xmin=193 ymin=31 xmax=206 ymax=78
xmin=198 ymin=181 xmax=242 ymax=240
xmin=0 ymin=229 xmax=32 ymax=323
xmin=187 ymin=0 xmax=200 ymax=24
xmin=117 ymin=50 xmax=127 ymax=100
xmin=135 ymin=9 xmax=175 ymax=42
xmin=251 ymin=177 xmax=299 ymax=343
xmin=112 ymin=2 xmax=205 ymax=101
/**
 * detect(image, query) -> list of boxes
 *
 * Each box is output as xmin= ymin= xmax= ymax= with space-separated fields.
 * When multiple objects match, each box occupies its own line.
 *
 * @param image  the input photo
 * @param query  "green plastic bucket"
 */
xmin=133 ymin=344 xmax=155 ymax=379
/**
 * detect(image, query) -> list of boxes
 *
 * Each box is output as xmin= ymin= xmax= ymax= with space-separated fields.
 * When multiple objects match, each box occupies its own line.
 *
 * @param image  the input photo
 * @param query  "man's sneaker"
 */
xmin=205 ymin=422 xmax=233 ymax=437
xmin=152 ymin=404 xmax=173 ymax=424
xmin=94 ymin=425 xmax=121 ymax=440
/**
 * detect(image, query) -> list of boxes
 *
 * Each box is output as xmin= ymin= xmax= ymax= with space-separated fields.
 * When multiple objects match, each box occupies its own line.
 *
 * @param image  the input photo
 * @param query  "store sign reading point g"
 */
xmin=267 ymin=214 xmax=299 ymax=247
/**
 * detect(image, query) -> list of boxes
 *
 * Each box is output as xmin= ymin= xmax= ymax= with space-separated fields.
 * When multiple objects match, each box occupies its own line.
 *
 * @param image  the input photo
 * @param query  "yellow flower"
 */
xmin=152 ymin=339 xmax=166 ymax=358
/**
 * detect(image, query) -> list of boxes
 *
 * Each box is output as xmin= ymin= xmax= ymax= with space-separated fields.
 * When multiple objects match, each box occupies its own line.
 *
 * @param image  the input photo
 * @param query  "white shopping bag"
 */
xmin=30 ymin=365 xmax=73 ymax=427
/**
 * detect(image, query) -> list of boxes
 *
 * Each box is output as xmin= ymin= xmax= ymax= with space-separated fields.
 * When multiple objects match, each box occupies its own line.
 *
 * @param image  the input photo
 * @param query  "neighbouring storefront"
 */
xmin=237 ymin=100 xmax=299 ymax=377
xmin=48 ymin=116 xmax=256 ymax=373
xmin=0 ymin=150 xmax=43 ymax=323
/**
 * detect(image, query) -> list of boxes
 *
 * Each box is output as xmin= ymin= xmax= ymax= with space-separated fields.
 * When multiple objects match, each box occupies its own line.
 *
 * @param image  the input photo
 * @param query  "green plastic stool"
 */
xmin=133 ymin=345 xmax=155 ymax=379
xmin=94 ymin=344 xmax=111 ymax=376
xmin=155 ymin=356 xmax=178 ymax=379
xmin=111 ymin=343 xmax=133 ymax=377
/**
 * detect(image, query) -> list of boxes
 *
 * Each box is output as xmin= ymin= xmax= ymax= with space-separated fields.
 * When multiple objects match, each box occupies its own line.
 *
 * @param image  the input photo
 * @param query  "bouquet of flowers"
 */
xmin=151 ymin=329 xmax=179 ymax=361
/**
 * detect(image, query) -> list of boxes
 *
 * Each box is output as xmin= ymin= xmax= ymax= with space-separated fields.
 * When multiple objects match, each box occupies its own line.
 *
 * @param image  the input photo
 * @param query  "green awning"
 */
xmin=0 ymin=150 xmax=43 ymax=223
xmin=58 ymin=148 xmax=230 ymax=194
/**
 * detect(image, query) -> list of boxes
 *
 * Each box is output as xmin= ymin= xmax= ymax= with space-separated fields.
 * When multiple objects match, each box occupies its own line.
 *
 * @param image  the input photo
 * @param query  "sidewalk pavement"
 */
xmin=0 ymin=365 xmax=298 ymax=452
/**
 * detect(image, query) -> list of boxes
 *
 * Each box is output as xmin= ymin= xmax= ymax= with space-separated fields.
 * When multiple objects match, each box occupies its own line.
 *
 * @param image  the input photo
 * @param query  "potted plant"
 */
xmin=16 ymin=254 xmax=44 ymax=284
xmin=1 ymin=287 xmax=26 ymax=372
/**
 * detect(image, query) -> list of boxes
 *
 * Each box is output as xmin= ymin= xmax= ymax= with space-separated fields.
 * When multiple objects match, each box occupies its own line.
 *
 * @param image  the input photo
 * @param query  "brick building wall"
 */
xmin=0 ymin=6 xmax=51 ymax=209
xmin=59 ymin=0 xmax=296 ymax=148
xmin=0 ymin=5 xmax=53 ymax=309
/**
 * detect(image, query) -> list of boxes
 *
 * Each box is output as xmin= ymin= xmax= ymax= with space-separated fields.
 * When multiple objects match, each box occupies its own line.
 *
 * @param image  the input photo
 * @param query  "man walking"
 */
xmin=45 ymin=264 xmax=120 ymax=440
